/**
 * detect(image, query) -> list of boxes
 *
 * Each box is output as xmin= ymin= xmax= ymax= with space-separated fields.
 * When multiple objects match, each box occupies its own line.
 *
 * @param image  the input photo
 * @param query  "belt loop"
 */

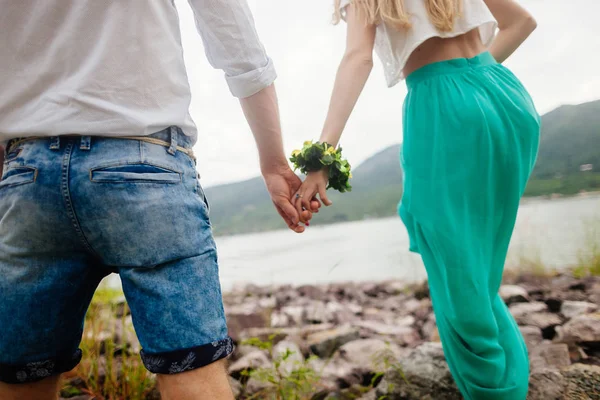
xmin=167 ymin=126 xmax=178 ymax=156
xmin=80 ymin=136 xmax=91 ymax=151
xmin=49 ymin=137 xmax=60 ymax=150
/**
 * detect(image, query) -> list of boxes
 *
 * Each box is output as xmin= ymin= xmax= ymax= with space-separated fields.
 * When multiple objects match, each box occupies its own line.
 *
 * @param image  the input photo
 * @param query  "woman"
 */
xmin=295 ymin=0 xmax=540 ymax=399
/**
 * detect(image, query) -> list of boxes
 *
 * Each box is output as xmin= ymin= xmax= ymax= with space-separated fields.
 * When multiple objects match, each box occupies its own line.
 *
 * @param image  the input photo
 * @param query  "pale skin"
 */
xmin=295 ymin=0 xmax=537 ymax=211
xmin=0 ymin=83 xmax=319 ymax=399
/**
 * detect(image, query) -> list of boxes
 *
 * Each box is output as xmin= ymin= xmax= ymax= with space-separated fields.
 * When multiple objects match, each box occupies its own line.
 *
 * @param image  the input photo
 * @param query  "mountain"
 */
xmin=205 ymin=100 xmax=600 ymax=236
xmin=531 ymin=100 xmax=600 ymax=179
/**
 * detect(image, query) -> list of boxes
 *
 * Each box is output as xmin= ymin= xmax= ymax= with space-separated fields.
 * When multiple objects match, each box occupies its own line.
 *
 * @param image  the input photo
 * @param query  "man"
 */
xmin=0 ymin=1 xmax=317 ymax=399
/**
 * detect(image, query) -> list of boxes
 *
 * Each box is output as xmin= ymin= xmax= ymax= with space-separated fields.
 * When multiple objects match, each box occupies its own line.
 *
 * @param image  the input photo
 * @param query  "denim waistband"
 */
xmin=406 ymin=51 xmax=498 ymax=89
xmin=6 ymin=126 xmax=195 ymax=160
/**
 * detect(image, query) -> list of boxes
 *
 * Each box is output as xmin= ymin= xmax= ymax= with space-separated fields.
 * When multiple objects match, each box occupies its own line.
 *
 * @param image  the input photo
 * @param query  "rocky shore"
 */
xmin=61 ymin=272 xmax=600 ymax=399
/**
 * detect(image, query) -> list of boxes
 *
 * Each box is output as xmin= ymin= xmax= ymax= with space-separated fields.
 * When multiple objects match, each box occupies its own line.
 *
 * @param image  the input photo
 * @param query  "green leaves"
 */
xmin=290 ymin=141 xmax=353 ymax=193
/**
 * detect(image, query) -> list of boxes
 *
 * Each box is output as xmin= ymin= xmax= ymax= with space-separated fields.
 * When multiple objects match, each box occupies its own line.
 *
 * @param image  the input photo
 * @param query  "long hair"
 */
xmin=333 ymin=0 xmax=462 ymax=32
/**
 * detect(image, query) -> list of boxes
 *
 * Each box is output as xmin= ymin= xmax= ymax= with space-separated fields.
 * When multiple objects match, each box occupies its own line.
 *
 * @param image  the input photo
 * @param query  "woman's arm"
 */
xmin=484 ymin=0 xmax=537 ymax=63
xmin=294 ymin=6 xmax=375 ymax=211
xmin=319 ymin=5 xmax=376 ymax=147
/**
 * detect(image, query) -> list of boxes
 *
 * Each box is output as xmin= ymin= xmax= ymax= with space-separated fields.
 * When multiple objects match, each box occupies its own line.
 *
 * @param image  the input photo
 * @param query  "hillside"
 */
xmin=206 ymin=100 xmax=600 ymax=236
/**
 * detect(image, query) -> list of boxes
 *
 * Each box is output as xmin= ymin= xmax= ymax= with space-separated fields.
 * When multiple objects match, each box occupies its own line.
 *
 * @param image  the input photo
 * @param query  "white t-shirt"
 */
xmin=0 ymin=0 xmax=277 ymax=143
xmin=339 ymin=0 xmax=497 ymax=87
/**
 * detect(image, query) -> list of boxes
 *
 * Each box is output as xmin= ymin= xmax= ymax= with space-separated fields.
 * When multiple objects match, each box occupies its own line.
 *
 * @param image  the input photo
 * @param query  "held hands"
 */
xmin=294 ymin=169 xmax=333 ymax=219
xmin=263 ymin=165 xmax=321 ymax=233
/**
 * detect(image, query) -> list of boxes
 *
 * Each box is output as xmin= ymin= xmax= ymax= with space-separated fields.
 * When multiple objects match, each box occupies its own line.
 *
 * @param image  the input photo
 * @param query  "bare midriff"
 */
xmin=403 ymin=28 xmax=488 ymax=77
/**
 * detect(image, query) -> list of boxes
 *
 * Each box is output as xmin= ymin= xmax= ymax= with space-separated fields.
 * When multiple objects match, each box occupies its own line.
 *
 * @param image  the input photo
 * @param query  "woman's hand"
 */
xmin=295 ymin=169 xmax=333 ymax=222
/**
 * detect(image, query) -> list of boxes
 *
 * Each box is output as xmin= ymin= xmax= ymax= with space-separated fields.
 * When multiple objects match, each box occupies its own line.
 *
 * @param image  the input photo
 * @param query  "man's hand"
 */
xmin=263 ymin=166 xmax=320 ymax=233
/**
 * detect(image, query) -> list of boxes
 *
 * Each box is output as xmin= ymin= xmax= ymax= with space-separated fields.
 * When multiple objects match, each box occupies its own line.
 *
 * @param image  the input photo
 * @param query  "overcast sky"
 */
xmin=174 ymin=0 xmax=600 ymax=187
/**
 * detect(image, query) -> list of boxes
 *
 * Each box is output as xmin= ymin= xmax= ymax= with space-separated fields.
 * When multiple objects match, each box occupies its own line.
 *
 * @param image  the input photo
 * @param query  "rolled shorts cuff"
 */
xmin=140 ymin=337 xmax=234 ymax=374
xmin=0 ymin=350 xmax=82 ymax=384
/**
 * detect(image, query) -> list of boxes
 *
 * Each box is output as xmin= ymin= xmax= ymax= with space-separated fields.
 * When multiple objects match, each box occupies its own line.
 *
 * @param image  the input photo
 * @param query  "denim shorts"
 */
xmin=0 ymin=127 xmax=233 ymax=384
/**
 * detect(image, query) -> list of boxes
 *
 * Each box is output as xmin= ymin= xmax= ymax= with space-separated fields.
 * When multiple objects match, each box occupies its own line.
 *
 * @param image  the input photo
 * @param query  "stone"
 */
xmin=281 ymin=305 xmax=305 ymax=326
xmin=273 ymin=340 xmax=304 ymax=375
xmin=226 ymin=304 xmax=269 ymax=342
xmin=562 ymin=363 xmax=600 ymax=399
xmin=527 ymin=368 xmax=566 ymax=400
xmin=421 ymin=314 xmax=438 ymax=341
xmin=326 ymin=301 xmax=356 ymax=325
xmin=353 ymin=320 xmax=420 ymax=346
xmin=332 ymin=338 xmax=405 ymax=376
xmin=229 ymin=376 xmax=242 ymax=398
xmin=500 ymin=284 xmax=530 ymax=305
xmin=305 ymin=300 xmax=331 ymax=324
xmin=297 ymin=284 xmax=326 ymax=300
xmin=307 ymin=326 xmax=360 ymax=358
xmin=519 ymin=325 xmax=544 ymax=350
xmin=509 ymin=301 xmax=548 ymax=318
xmin=517 ymin=312 xmax=563 ymax=330
xmin=228 ymin=350 xmax=271 ymax=377
xmin=270 ymin=311 xmax=291 ymax=327
xmin=258 ymin=296 xmax=277 ymax=309
xmin=401 ymin=298 xmax=422 ymax=315
xmin=529 ymin=342 xmax=571 ymax=372
xmin=376 ymin=342 xmax=462 ymax=400
xmin=238 ymin=327 xmax=292 ymax=344
xmin=556 ymin=313 xmax=600 ymax=344
xmin=560 ymin=300 xmax=598 ymax=320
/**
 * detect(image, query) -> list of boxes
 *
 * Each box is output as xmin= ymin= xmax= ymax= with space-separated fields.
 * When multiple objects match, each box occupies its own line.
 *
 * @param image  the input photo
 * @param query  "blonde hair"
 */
xmin=333 ymin=0 xmax=462 ymax=32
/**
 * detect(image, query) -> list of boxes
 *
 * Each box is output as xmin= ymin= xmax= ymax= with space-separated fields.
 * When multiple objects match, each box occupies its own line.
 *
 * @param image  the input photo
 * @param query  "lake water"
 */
xmin=105 ymin=194 xmax=600 ymax=291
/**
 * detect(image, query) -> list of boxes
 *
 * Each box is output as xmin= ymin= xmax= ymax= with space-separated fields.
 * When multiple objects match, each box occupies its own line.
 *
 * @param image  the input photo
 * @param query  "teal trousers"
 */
xmin=399 ymin=52 xmax=541 ymax=400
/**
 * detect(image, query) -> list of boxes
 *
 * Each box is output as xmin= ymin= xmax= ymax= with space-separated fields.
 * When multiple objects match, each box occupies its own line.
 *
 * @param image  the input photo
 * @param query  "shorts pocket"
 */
xmin=90 ymin=163 xmax=181 ymax=183
xmin=0 ymin=166 xmax=37 ymax=188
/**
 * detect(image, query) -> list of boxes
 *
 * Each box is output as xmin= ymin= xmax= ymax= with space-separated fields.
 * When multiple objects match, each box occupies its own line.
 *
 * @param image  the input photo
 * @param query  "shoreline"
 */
xmin=72 ymin=271 xmax=600 ymax=399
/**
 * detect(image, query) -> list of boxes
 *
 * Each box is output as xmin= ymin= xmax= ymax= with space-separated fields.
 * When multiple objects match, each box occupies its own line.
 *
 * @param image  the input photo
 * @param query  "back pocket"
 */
xmin=90 ymin=163 xmax=181 ymax=183
xmin=0 ymin=166 xmax=37 ymax=189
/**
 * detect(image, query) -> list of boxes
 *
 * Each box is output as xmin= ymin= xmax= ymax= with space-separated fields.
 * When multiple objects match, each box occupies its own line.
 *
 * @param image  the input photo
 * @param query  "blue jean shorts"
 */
xmin=0 ymin=127 xmax=233 ymax=384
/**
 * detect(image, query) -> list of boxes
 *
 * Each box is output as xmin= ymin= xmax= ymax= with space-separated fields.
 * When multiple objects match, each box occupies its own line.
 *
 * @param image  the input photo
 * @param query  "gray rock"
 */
xmin=297 ymin=284 xmax=326 ymax=300
xmin=270 ymin=310 xmax=291 ymax=327
xmin=527 ymin=368 xmax=566 ymax=400
xmin=516 ymin=312 xmax=563 ymax=330
xmin=376 ymin=342 xmax=462 ymax=400
xmin=326 ymin=301 xmax=356 ymax=325
xmin=519 ymin=325 xmax=544 ymax=350
xmin=562 ymin=363 xmax=600 ymax=399
xmin=509 ymin=301 xmax=548 ymax=319
xmin=228 ymin=376 xmax=242 ymax=398
xmin=402 ymin=298 xmax=423 ymax=315
xmin=499 ymin=285 xmax=530 ymax=304
xmin=281 ymin=305 xmax=305 ymax=326
xmin=226 ymin=304 xmax=269 ymax=342
xmin=560 ymin=300 xmax=598 ymax=319
xmin=305 ymin=300 xmax=331 ymax=324
xmin=529 ymin=342 xmax=571 ymax=372
xmin=273 ymin=340 xmax=304 ymax=375
xmin=333 ymin=338 xmax=406 ymax=373
xmin=353 ymin=320 xmax=420 ymax=346
xmin=228 ymin=350 xmax=271 ymax=376
xmin=556 ymin=313 xmax=600 ymax=343
xmin=307 ymin=326 xmax=360 ymax=358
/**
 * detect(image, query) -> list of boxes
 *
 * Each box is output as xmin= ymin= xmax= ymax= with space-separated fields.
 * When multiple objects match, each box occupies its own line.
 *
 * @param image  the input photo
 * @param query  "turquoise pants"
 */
xmin=399 ymin=52 xmax=540 ymax=400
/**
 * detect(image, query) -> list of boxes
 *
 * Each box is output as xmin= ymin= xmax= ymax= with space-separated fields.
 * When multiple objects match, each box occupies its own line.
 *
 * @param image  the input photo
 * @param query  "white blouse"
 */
xmin=339 ymin=0 xmax=498 ymax=87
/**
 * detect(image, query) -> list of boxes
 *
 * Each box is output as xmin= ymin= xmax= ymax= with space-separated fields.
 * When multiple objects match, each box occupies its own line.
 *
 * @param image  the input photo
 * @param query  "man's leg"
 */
xmin=0 ymin=376 xmax=61 ymax=400
xmin=157 ymin=360 xmax=234 ymax=400
xmin=0 ymin=138 xmax=108 ymax=396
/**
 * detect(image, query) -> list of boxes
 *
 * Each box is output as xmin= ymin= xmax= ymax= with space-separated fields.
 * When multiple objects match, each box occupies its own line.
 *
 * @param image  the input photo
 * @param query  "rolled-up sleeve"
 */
xmin=188 ymin=0 xmax=277 ymax=98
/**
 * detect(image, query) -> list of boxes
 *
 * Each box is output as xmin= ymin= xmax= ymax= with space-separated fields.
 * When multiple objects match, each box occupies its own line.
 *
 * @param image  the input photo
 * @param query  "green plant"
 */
xmin=573 ymin=216 xmax=600 ymax=277
xmin=62 ymin=290 xmax=157 ymax=400
xmin=239 ymin=335 xmax=322 ymax=400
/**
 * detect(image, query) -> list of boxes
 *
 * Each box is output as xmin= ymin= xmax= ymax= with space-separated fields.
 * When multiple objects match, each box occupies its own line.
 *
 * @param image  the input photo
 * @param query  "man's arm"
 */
xmin=187 ymin=0 xmax=315 ymax=231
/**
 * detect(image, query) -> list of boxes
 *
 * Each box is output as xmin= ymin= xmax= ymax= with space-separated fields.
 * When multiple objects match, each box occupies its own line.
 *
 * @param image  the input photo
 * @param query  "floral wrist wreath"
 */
xmin=290 ymin=141 xmax=352 ymax=193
